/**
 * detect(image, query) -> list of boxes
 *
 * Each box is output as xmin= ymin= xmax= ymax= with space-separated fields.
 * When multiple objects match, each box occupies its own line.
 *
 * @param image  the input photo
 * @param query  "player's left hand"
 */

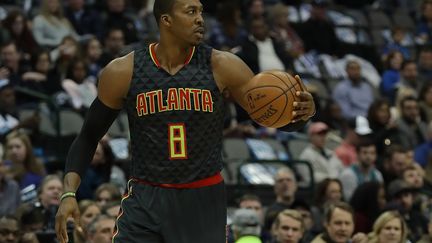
xmin=291 ymin=75 xmax=315 ymax=123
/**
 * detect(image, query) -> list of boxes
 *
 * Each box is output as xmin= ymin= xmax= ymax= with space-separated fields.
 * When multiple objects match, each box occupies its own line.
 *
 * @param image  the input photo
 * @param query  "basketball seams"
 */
xmin=268 ymin=93 xmax=289 ymax=127
xmin=247 ymin=72 xmax=302 ymax=127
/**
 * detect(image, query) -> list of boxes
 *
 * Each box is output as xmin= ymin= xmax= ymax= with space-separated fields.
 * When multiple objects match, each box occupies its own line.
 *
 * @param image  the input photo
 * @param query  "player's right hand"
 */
xmin=55 ymin=197 xmax=82 ymax=243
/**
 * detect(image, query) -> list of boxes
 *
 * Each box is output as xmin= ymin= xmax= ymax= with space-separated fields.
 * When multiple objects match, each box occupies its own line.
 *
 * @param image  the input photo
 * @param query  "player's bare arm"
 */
xmin=55 ymin=52 xmax=134 ymax=243
xmin=212 ymin=49 xmax=315 ymax=125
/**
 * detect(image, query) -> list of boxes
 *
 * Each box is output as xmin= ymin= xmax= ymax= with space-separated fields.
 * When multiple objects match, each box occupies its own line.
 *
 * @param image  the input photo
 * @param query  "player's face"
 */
xmin=169 ymin=0 xmax=204 ymax=45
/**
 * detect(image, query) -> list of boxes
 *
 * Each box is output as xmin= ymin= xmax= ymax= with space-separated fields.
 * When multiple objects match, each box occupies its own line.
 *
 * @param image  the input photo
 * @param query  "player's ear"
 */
xmin=161 ymin=14 xmax=171 ymax=27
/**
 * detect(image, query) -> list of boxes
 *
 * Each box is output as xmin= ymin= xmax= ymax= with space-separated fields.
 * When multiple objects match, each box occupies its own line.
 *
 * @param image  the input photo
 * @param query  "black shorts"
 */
xmin=112 ymin=178 xmax=227 ymax=243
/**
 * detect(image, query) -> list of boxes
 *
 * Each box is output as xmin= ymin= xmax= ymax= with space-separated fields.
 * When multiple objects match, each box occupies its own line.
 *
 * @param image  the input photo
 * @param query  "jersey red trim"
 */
xmin=131 ymin=172 xmax=223 ymax=189
xmin=148 ymin=43 xmax=195 ymax=69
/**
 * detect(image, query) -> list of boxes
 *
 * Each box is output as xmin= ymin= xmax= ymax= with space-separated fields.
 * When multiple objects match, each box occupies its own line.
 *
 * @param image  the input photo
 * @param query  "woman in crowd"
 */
xmin=32 ymin=0 xmax=78 ymax=48
xmin=5 ymin=130 xmax=45 ymax=189
xmin=311 ymin=178 xmax=344 ymax=235
xmin=94 ymin=183 xmax=122 ymax=208
xmin=367 ymin=98 xmax=402 ymax=157
xmin=350 ymin=182 xmax=386 ymax=233
xmin=2 ymin=10 xmax=39 ymax=61
xmin=73 ymin=200 xmax=101 ymax=243
xmin=368 ymin=211 xmax=408 ymax=243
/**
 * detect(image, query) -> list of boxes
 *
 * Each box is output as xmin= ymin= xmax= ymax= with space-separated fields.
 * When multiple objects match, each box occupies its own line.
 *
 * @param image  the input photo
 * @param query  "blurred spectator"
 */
xmin=231 ymin=208 xmax=262 ymax=243
xmin=245 ymin=0 xmax=265 ymax=20
xmin=85 ymin=214 xmax=115 ymax=243
xmin=64 ymin=0 xmax=103 ymax=40
xmin=380 ymin=51 xmax=404 ymax=103
xmin=311 ymin=178 xmax=343 ymax=235
xmin=268 ymin=3 xmax=304 ymax=58
xmin=0 ymin=81 xmax=40 ymax=141
xmin=73 ymin=200 xmax=101 ymax=243
xmin=0 ymin=158 xmax=20 ymax=217
xmin=19 ymin=204 xmax=45 ymax=235
xmin=2 ymin=10 xmax=39 ymax=62
xmin=419 ymin=83 xmax=432 ymax=123
xmin=237 ymin=17 xmax=292 ymax=74
xmin=94 ymin=183 xmax=122 ymax=208
xmin=418 ymin=214 xmax=432 ymax=243
xmin=311 ymin=202 xmax=367 ymax=243
xmin=62 ymin=58 xmax=97 ymax=112
xmin=271 ymin=209 xmax=304 ymax=243
xmin=402 ymin=165 xmax=425 ymax=190
xmin=27 ymin=175 xmax=63 ymax=234
xmin=0 ymin=41 xmax=26 ymax=85
xmin=99 ymin=27 xmax=125 ymax=67
xmin=298 ymin=122 xmax=343 ymax=184
xmin=332 ymin=60 xmax=374 ymax=120
xmin=387 ymin=179 xmax=428 ymax=242
xmin=20 ymin=50 xmax=52 ymax=103
xmin=50 ymin=35 xmax=81 ymax=75
xmin=318 ymin=99 xmax=346 ymax=135
xmin=18 ymin=204 xmax=45 ymax=243
xmin=417 ymin=46 xmax=432 ymax=82
xmin=416 ymin=0 xmax=432 ymax=45
xmin=238 ymin=194 xmax=264 ymax=225
xmin=101 ymin=201 xmax=120 ymax=217
xmin=0 ymin=215 xmax=20 ymax=243
xmin=397 ymin=60 xmax=422 ymax=99
xmin=367 ymin=211 xmax=408 ymax=243
xmin=297 ymin=0 xmax=340 ymax=56
xmin=367 ymin=98 xmax=402 ymax=157
xmin=339 ymin=139 xmax=383 ymax=200
xmin=382 ymin=27 xmax=411 ymax=60
xmin=82 ymin=36 xmax=103 ymax=79
xmin=37 ymin=175 xmax=62 ymax=209
xmin=380 ymin=145 xmax=409 ymax=187
xmin=396 ymin=96 xmax=428 ymax=149
xmin=32 ymin=0 xmax=78 ymax=48
xmin=335 ymin=116 xmax=372 ymax=166
xmin=414 ymin=121 xmax=432 ymax=167
xmin=102 ymin=0 xmax=138 ymax=44
xmin=264 ymin=167 xmax=298 ymax=232
xmin=208 ymin=1 xmax=247 ymax=51
xmin=78 ymin=141 xmax=125 ymax=200
xmin=5 ymin=130 xmax=45 ymax=189
xmin=350 ymin=182 xmax=386 ymax=234
xmin=291 ymin=201 xmax=314 ymax=243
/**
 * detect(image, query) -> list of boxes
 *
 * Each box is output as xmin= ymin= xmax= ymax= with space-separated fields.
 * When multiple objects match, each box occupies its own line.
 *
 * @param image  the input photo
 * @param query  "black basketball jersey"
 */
xmin=125 ymin=43 xmax=224 ymax=184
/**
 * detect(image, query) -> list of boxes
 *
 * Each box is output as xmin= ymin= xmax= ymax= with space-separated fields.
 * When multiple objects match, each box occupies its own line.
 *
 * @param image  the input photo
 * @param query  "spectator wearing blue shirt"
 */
xmin=416 ymin=0 xmax=432 ymax=45
xmin=382 ymin=27 xmax=410 ymax=60
xmin=414 ymin=122 xmax=432 ymax=167
xmin=332 ymin=60 xmax=374 ymax=120
xmin=380 ymin=51 xmax=404 ymax=104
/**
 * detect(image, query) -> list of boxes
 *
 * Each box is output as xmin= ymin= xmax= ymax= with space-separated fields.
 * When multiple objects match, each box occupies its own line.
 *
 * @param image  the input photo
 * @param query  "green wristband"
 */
xmin=60 ymin=192 xmax=76 ymax=201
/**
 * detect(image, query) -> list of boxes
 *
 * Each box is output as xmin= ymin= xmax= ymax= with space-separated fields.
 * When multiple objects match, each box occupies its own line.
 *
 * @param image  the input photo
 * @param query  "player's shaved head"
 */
xmin=154 ymin=0 xmax=177 ymax=25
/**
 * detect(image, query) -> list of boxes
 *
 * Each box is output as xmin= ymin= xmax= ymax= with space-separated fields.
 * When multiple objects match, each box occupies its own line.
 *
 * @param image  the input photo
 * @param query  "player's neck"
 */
xmin=155 ymin=40 xmax=194 ymax=69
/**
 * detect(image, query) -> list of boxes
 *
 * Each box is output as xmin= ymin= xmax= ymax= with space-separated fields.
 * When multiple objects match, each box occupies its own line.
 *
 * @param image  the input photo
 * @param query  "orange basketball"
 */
xmin=245 ymin=71 xmax=303 ymax=128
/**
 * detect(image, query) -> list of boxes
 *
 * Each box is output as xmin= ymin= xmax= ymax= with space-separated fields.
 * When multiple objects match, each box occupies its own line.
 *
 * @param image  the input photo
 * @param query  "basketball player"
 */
xmin=55 ymin=0 xmax=315 ymax=242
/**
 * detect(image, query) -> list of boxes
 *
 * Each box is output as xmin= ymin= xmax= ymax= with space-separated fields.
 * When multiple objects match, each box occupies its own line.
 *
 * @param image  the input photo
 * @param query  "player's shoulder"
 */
xmin=211 ymin=49 xmax=244 ymax=70
xmin=103 ymin=51 xmax=135 ymax=76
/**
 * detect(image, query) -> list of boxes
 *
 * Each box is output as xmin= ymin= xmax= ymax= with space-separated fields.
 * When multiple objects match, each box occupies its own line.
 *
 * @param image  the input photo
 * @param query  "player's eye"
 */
xmin=188 ymin=10 xmax=196 ymax=14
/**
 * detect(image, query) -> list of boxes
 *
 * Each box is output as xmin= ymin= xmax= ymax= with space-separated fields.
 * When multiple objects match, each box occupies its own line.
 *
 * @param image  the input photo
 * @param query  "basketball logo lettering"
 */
xmin=247 ymin=94 xmax=255 ymax=110
xmin=255 ymin=105 xmax=278 ymax=124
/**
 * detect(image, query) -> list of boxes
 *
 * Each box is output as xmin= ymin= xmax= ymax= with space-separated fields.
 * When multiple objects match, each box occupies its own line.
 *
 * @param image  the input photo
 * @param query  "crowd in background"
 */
xmin=2 ymin=0 xmax=432 ymax=242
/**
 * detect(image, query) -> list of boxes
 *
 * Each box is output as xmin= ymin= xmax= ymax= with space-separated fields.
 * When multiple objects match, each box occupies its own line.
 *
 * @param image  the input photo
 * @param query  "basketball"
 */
xmin=245 ymin=71 xmax=303 ymax=128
